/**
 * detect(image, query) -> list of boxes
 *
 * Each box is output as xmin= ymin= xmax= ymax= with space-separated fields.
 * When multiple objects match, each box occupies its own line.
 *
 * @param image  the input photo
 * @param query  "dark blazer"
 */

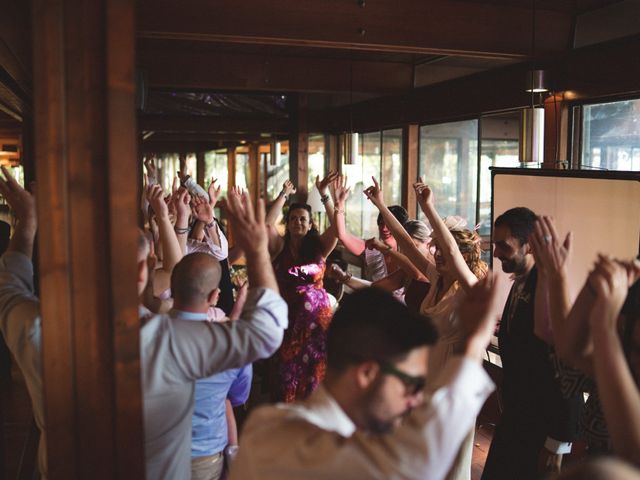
xmin=482 ymin=267 xmax=583 ymax=480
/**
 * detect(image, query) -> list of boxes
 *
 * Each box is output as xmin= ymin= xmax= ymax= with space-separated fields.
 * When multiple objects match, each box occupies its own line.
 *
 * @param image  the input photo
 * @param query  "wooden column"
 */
xmin=228 ymin=147 xmax=236 ymax=192
xmin=402 ymin=125 xmax=419 ymax=215
xmin=196 ymin=150 xmax=205 ymax=186
xmin=289 ymin=94 xmax=309 ymax=201
xmin=327 ymin=134 xmax=339 ymax=173
xmin=248 ymin=142 xmax=260 ymax=206
xmin=544 ymin=93 xmax=569 ymax=169
xmin=33 ymin=0 xmax=143 ymax=478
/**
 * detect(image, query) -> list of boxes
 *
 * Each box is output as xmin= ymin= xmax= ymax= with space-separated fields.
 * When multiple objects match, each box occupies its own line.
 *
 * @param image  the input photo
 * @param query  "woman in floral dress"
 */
xmin=266 ymin=176 xmax=338 ymax=402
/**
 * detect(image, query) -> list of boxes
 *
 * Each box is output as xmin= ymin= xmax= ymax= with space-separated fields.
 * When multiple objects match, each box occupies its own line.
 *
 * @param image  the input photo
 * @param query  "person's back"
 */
xmin=231 ymin=281 xmax=502 ymax=480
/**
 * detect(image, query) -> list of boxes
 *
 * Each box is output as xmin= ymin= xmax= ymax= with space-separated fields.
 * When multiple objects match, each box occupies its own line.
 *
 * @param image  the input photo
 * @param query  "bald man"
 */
xmin=139 ymin=191 xmax=287 ymax=480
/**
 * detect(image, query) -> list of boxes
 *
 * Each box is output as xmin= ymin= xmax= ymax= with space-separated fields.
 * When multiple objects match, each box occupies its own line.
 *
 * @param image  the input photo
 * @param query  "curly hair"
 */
xmin=431 ymin=228 xmax=487 ymax=279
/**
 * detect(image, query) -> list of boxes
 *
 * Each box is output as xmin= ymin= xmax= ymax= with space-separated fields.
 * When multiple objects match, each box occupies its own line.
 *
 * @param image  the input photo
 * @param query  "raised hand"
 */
xmin=281 ymin=179 xmax=296 ymax=197
xmin=365 ymin=237 xmax=389 ymax=252
xmin=0 ymin=167 xmax=36 ymax=224
xmin=174 ymin=188 xmax=191 ymax=221
xmin=208 ymin=178 xmax=222 ymax=208
xmin=192 ymin=195 xmax=214 ymax=225
xmin=588 ymin=255 xmax=633 ymax=332
xmin=458 ymin=272 xmax=503 ymax=361
xmin=330 ymin=175 xmax=350 ymax=207
xmin=363 ymin=176 xmax=384 ymax=206
xmin=315 ymin=170 xmax=338 ymax=195
xmin=529 ymin=216 xmax=572 ymax=278
xmin=144 ymin=156 xmax=158 ymax=183
xmin=413 ymin=177 xmax=434 ymax=207
xmin=146 ymin=184 xmax=169 ymax=220
xmin=226 ymin=191 xmax=267 ymax=256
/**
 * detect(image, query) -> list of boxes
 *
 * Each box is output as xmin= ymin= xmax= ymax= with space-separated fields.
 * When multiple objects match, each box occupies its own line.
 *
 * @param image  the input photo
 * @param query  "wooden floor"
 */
xmin=472 ymin=422 xmax=495 ymax=480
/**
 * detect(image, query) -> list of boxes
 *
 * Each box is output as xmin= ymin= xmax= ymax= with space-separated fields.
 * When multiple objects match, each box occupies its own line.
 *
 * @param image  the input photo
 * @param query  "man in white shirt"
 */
xmin=231 ymin=273 xmax=503 ymax=480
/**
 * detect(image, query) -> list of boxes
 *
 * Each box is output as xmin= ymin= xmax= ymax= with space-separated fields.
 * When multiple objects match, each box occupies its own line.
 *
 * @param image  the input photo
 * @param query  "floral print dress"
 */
xmin=272 ymin=242 xmax=333 ymax=403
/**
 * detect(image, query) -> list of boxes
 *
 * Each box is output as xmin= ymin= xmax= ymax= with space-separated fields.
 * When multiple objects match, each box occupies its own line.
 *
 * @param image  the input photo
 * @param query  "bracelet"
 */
xmin=279 ymin=191 xmax=288 ymax=200
xmin=335 ymin=208 xmax=345 ymax=215
xmin=174 ymin=226 xmax=189 ymax=234
xmin=205 ymin=220 xmax=216 ymax=229
xmin=320 ymin=193 xmax=330 ymax=204
xmin=382 ymin=244 xmax=392 ymax=255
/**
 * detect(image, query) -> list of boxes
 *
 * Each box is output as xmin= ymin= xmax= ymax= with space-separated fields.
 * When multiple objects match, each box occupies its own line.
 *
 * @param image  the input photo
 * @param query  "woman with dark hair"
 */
xmin=266 ymin=175 xmax=338 ymax=402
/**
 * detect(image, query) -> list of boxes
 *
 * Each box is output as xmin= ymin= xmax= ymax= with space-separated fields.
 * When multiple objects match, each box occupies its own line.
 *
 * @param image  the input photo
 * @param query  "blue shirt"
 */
xmin=171 ymin=310 xmax=253 ymax=457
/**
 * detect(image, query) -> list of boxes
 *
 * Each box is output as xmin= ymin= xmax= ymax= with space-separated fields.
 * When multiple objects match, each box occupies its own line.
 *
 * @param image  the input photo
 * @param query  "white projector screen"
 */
xmin=491 ymin=168 xmax=640 ymax=307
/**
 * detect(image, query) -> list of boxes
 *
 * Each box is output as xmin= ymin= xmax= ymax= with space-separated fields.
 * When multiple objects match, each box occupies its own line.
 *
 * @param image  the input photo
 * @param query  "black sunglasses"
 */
xmin=378 ymin=360 xmax=426 ymax=396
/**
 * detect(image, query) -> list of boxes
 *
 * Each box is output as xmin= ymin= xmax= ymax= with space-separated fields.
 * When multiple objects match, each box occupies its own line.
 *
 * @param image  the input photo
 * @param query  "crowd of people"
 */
xmin=0 ymin=160 xmax=638 ymax=480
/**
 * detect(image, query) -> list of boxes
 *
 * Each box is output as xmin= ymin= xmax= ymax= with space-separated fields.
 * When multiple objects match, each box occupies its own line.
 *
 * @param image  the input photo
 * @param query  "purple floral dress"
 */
xmin=272 ymin=242 xmax=333 ymax=403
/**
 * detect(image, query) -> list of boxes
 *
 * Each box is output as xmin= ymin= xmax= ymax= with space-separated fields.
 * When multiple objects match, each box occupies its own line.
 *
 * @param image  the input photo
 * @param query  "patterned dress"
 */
xmin=272 ymin=241 xmax=333 ymax=403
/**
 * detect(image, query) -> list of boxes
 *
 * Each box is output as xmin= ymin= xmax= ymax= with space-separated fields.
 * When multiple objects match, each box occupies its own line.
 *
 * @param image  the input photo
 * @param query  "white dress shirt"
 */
xmin=230 ymin=356 xmax=494 ymax=480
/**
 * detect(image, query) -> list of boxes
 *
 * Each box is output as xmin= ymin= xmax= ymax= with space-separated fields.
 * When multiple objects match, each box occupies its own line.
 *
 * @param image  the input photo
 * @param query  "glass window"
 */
xmin=235 ymin=149 xmax=250 ymax=191
xmin=418 ymin=120 xmax=478 ymax=225
xmin=342 ymin=132 xmax=380 ymax=239
xmin=204 ymin=150 xmax=228 ymax=198
xmin=478 ymin=112 xmax=521 ymax=236
xmin=266 ymin=141 xmax=290 ymax=199
xmin=382 ymin=129 xmax=402 ymax=207
xmin=581 ymin=98 xmax=640 ymax=171
xmin=308 ymin=134 xmax=327 ymax=193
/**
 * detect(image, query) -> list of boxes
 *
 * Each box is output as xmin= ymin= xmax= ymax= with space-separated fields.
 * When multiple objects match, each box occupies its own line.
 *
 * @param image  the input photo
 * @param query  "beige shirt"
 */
xmin=230 ymin=357 xmax=494 ymax=480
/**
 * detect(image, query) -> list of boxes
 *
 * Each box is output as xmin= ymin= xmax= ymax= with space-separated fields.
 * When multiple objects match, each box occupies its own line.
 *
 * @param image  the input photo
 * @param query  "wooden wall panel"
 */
xmin=33 ymin=0 xmax=143 ymax=478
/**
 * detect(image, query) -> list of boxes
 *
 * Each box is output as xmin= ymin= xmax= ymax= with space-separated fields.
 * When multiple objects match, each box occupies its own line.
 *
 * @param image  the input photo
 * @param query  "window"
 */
xmin=235 ymin=148 xmax=250 ymax=191
xmin=581 ymin=98 xmax=640 ymax=171
xmin=419 ymin=120 xmax=478 ymax=224
xmin=146 ymin=153 xmax=198 ymax=193
xmin=478 ymin=112 xmax=521 ymax=236
xmin=266 ymin=141 xmax=289 ymax=200
xmin=204 ymin=150 xmax=228 ymax=198
xmin=341 ymin=129 xmax=403 ymax=239
xmin=307 ymin=134 xmax=327 ymax=193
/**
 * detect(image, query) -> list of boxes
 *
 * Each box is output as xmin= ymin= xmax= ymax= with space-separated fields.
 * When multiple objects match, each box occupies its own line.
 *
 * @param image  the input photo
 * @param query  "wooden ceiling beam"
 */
xmin=141 ymin=140 xmax=239 ymax=153
xmin=138 ymin=114 xmax=290 ymax=135
xmin=138 ymin=47 xmax=414 ymax=94
xmin=145 ymin=132 xmax=278 ymax=142
xmin=137 ymin=0 xmax=572 ymax=59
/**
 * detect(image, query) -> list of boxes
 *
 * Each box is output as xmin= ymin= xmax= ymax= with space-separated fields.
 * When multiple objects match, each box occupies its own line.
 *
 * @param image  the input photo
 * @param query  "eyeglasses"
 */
xmin=377 ymin=360 xmax=427 ymax=396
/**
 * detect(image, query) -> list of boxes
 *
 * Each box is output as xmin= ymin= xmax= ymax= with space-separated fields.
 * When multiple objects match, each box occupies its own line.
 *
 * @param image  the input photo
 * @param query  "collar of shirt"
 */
xmin=291 ymin=384 xmax=356 ymax=438
xmin=170 ymin=309 xmax=209 ymax=322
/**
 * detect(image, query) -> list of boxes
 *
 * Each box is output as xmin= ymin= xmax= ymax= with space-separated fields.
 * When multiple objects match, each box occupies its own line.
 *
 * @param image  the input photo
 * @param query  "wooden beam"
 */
xmin=145 ymin=132 xmax=277 ymax=143
xmin=138 ymin=45 xmax=413 ymax=94
xmin=402 ymin=125 xmax=418 ymax=214
xmin=311 ymin=35 xmax=640 ymax=134
xmin=138 ymin=0 xmax=572 ymax=59
xmin=139 ymin=114 xmax=290 ymax=135
xmin=142 ymin=140 xmax=234 ymax=153
xmin=33 ymin=1 xmax=143 ymax=478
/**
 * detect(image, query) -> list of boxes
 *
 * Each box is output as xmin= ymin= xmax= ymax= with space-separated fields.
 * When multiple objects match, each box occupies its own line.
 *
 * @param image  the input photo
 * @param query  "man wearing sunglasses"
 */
xmin=231 ymin=276 xmax=502 ymax=480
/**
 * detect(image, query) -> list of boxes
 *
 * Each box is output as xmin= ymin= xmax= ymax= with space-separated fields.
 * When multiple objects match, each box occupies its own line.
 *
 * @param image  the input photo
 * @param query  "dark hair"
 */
xmin=327 ymin=288 xmax=438 ymax=373
xmin=494 ymin=207 xmax=537 ymax=245
xmin=0 ymin=221 xmax=10 ymax=256
xmin=377 ymin=205 xmax=408 ymax=227
xmin=285 ymin=203 xmax=324 ymax=263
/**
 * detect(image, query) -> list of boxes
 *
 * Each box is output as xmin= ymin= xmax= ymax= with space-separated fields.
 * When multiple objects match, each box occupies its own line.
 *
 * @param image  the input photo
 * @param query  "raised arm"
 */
xmin=266 ymin=180 xmax=295 ymax=226
xmin=173 ymin=188 xmax=191 ymax=255
xmin=366 ymin=237 xmax=427 ymax=282
xmin=0 ymin=168 xmax=37 ymax=259
xmin=413 ymin=178 xmax=477 ymax=292
xmin=589 ymin=256 xmax=640 ymax=467
xmin=363 ymin=177 xmax=433 ymax=278
xmin=528 ymin=216 xmax=579 ymax=350
xmin=146 ymin=184 xmax=182 ymax=273
xmin=316 ymin=171 xmax=339 ymax=258
xmin=330 ymin=175 xmax=366 ymax=255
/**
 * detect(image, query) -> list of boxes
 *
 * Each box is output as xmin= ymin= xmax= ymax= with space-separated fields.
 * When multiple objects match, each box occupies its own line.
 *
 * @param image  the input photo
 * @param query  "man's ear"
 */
xmin=207 ymin=287 xmax=221 ymax=306
xmin=355 ymin=361 xmax=380 ymax=390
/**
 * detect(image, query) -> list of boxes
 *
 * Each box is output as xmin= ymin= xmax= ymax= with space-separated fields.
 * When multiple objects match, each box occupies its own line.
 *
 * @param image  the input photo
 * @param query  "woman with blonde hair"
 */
xmin=364 ymin=176 xmax=487 ymax=480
